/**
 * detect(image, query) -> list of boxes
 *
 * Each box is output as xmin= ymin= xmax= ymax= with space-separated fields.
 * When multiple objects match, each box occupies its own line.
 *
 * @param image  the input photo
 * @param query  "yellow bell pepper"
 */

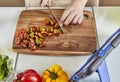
xmin=42 ymin=64 xmax=68 ymax=82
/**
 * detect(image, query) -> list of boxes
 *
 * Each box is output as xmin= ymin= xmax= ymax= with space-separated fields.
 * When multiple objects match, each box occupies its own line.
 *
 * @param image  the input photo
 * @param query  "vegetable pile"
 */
xmin=0 ymin=55 xmax=13 ymax=81
xmin=14 ymin=64 xmax=68 ymax=82
xmin=14 ymin=18 xmax=61 ymax=51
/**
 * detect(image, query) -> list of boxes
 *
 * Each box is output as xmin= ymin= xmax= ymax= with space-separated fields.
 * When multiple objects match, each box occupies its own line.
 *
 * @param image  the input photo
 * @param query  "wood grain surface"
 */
xmin=13 ymin=9 xmax=97 ymax=56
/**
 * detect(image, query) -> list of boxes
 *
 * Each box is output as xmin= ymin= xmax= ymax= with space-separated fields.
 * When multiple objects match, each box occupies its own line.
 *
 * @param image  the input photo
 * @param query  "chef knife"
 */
xmin=47 ymin=6 xmax=64 ymax=34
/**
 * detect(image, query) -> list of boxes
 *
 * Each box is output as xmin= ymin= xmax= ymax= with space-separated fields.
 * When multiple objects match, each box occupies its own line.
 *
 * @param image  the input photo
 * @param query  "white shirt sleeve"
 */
xmin=25 ymin=0 xmax=99 ymax=7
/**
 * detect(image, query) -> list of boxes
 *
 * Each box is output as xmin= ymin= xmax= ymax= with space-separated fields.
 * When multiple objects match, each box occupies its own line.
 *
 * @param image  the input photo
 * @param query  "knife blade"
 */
xmin=47 ymin=6 xmax=64 ymax=34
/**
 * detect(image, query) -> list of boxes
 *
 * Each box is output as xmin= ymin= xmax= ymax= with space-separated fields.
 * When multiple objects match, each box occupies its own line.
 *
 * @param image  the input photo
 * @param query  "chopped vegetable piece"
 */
xmin=44 ymin=18 xmax=50 ymax=25
xmin=47 ymin=27 xmax=54 ymax=33
xmin=14 ymin=36 xmax=20 ymax=44
xmin=38 ymin=33 xmax=45 ymax=39
xmin=54 ymin=23 xmax=60 ymax=29
xmin=48 ymin=33 xmax=53 ymax=37
xmin=53 ymin=29 xmax=60 ymax=35
xmin=50 ymin=19 xmax=55 ymax=26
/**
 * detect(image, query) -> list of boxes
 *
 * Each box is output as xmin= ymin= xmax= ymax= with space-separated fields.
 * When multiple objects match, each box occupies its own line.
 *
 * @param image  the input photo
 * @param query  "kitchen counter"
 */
xmin=0 ymin=7 xmax=120 ymax=82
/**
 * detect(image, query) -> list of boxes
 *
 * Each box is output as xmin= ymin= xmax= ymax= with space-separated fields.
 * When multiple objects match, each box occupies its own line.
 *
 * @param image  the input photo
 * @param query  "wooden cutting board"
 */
xmin=13 ymin=9 xmax=97 ymax=56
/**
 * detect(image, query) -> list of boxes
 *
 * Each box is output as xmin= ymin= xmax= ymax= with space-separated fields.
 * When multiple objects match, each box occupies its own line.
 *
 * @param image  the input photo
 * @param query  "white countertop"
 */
xmin=0 ymin=7 xmax=120 ymax=82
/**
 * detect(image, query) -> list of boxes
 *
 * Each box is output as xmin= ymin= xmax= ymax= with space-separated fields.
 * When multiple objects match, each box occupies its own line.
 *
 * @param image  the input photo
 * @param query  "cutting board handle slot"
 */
xmin=83 ymin=14 xmax=89 ymax=20
xmin=83 ymin=10 xmax=93 ymax=21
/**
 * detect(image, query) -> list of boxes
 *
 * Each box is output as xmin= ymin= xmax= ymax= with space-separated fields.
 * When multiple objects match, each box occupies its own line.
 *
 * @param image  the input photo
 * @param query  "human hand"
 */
xmin=60 ymin=0 xmax=87 ymax=25
xmin=37 ymin=0 xmax=52 ymax=7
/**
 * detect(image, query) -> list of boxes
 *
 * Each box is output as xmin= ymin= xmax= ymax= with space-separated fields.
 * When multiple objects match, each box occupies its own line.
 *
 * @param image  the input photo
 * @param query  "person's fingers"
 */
xmin=78 ymin=15 xmax=83 ymax=24
xmin=72 ymin=11 xmax=83 ymax=24
xmin=71 ymin=15 xmax=79 ymax=24
xmin=48 ymin=0 xmax=51 ymax=6
xmin=71 ymin=14 xmax=80 ymax=24
xmin=41 ymin=0 xmax=48 ymax=7
xmin=64 ymin=12 xmax=76 ymax=25
xmin=60 ymin=7 xmax=72 ymax=23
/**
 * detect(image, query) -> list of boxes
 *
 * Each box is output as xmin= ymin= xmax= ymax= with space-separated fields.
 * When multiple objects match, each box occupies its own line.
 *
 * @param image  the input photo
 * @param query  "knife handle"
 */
xmin=111 ymin=33 xmax=120 ymax=48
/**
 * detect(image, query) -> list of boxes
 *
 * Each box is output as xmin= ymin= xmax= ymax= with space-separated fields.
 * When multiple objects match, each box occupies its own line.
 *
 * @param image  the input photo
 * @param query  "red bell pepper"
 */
xmin=14 ymin=69 xmax=42 ymax=82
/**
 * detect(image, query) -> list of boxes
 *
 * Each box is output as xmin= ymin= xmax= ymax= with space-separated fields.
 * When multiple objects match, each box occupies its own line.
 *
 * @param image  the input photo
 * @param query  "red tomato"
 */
xmin=18 ymin=28 xmax=27 ymax=40
xmin=18 ymin=28 xmax=27 ymax=35
xmin=14 ymin=36 xmax=20 ymax=44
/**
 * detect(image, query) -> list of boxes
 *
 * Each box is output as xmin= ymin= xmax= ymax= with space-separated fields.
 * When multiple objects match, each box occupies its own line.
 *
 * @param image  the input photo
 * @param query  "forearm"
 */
xmin=72 ymin=0 xmax=88 ymax=8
